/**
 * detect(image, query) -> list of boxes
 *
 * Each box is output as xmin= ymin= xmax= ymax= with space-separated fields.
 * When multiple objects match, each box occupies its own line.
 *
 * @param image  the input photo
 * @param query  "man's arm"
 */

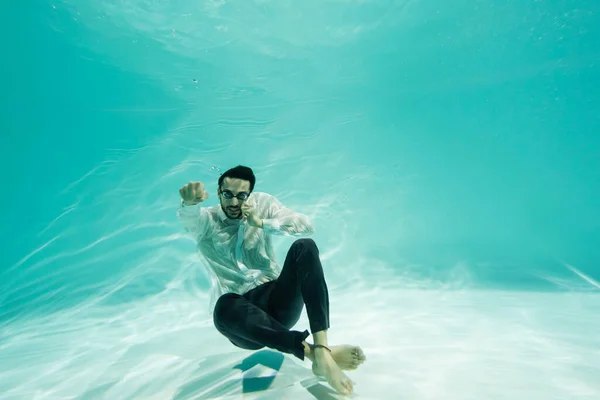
xmin=260 ymin=193 xmax=315 ymax=236
xmin=177 ymin=181 xmax=210 ymax=238
xmin=177 ymin=202 xmax=210 ymax=238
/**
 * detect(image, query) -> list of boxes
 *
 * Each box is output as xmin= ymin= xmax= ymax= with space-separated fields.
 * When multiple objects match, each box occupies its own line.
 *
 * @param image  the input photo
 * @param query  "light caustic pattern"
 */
xmin=3 ymin=0 xmax=600 ymax=399
xmin=1 ymin=111 xmax=600 ymax=399
xmin=1 ymin=283 xmax=600 ymax=399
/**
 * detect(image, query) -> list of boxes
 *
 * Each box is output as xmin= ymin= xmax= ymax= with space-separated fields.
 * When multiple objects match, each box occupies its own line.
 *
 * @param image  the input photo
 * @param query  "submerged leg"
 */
xmin=267 ymin=238 xmax=362 ymax=395
xmin=212 ymin=292 xmax=309 ymax=359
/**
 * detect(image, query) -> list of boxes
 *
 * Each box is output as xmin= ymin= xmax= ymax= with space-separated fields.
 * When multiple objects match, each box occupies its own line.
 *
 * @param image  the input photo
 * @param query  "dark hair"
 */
xmin=218 ymin=165 xmax=256 ymax=192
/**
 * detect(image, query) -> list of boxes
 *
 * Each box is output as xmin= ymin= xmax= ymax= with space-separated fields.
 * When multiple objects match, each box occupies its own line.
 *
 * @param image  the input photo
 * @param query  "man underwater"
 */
xmin=177 ymin=165 xmax=366 ymax=395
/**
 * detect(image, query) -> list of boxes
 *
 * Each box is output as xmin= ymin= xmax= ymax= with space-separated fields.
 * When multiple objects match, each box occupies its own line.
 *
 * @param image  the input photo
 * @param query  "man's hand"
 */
xmin=179 ymin=181 xmax=209 ymax=205
xmin=241 ymin=202 xmax=263 ymax=228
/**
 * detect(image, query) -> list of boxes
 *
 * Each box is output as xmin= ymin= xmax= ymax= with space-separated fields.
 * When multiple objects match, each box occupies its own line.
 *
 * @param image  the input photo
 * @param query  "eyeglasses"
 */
xmin=220 ymin=189 xmax=250 ymax=201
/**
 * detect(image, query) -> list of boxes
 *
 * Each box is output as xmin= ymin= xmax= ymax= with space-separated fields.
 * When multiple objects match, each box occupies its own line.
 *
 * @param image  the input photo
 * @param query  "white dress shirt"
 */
xmin=177 ymin=191 xmax=315 ymax=313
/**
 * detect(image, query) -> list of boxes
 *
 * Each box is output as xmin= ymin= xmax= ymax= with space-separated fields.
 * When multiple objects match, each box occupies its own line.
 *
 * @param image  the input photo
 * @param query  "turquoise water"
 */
xmin=1 ymin=1 xmax=599 ymax=398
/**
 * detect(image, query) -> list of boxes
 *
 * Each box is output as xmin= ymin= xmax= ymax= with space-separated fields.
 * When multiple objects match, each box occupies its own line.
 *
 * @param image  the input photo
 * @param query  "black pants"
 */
xmin=213 ymin=238 xmax=330 ymax=361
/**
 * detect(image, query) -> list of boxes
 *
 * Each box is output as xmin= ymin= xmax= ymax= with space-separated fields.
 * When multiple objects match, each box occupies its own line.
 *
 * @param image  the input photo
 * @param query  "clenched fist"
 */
xmin=179 ymin=181 xmax=209 ymax=205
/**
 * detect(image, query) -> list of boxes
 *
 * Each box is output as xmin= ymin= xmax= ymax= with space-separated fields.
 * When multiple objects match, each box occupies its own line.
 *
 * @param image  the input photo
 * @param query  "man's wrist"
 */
xmin=182 ymin=200 xmax=200 ymax=207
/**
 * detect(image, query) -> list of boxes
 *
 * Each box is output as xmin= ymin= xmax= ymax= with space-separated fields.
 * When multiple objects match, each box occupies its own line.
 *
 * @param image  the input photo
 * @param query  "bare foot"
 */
xmin=305 ymin=343 xmax=366 ymax=370
xmin=330 ymin=345 xmax=366 ymax=370
xmin=312 ymin=348 xmax=354 ymax=395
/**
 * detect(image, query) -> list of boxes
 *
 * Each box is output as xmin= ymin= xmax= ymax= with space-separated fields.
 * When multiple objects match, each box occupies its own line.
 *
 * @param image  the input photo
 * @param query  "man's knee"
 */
xmin=215 ymin=292 xmax=241 ymax=310
xmin=213 ymin=293 xmax=242 ymax=330
xmin=291 ymin=238 xmax=318 ymax=253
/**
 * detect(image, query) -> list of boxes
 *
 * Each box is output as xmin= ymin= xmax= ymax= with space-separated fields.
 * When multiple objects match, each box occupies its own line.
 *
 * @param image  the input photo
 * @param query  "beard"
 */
xmin=222 ymin=204 xmax=241 ymax=219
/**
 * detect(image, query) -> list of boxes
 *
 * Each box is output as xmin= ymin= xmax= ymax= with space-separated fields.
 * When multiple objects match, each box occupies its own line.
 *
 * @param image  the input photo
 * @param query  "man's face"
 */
xmin=218 ymin=177 xmax=251 ymax=219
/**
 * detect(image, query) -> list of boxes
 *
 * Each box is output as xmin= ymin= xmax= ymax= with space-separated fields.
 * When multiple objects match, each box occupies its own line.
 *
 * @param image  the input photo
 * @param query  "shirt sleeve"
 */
xmin=261 ymin=194 xmax=315 ymax=236
xmin=177 ymin=202 xmax=210 ymax=238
